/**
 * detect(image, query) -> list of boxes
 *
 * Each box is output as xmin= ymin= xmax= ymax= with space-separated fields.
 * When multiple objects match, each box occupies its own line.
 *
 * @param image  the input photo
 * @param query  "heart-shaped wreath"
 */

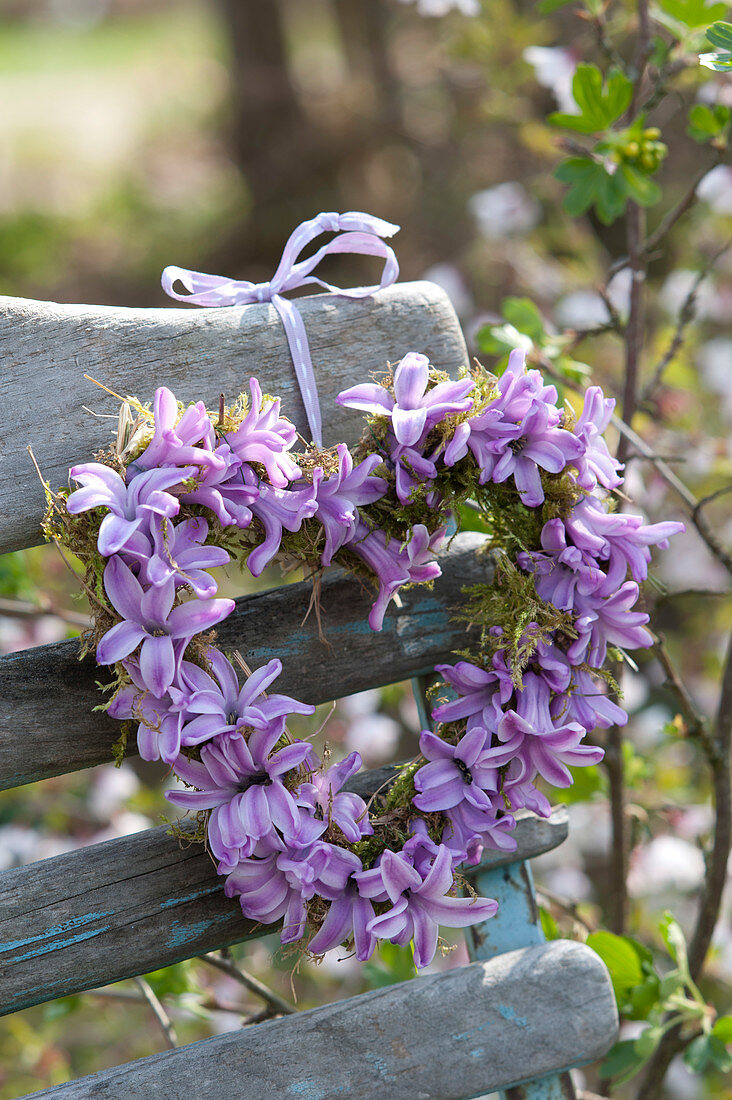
xmin=42 ymin=347 xmax=682 ymax=969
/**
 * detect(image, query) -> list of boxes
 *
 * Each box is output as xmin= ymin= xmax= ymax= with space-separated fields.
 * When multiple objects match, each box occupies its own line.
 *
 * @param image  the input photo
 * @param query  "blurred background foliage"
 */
xmin=0 ymin=0 xmax=731 ymax=1097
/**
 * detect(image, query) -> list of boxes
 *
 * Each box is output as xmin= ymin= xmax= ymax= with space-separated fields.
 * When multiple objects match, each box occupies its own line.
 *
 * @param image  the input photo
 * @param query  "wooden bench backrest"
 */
xmin=0 ymin=283 xmax=617 ymax=1098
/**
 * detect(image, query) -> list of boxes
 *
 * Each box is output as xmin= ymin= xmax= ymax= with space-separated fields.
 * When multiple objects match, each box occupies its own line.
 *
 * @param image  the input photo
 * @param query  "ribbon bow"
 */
xmin=161 ymin=211 xmax=400 ymax=448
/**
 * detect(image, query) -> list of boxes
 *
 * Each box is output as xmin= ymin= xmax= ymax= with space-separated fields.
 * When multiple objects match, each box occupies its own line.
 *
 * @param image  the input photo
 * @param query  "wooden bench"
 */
xmin=0 ymin=282 xmax=618 ymax=1099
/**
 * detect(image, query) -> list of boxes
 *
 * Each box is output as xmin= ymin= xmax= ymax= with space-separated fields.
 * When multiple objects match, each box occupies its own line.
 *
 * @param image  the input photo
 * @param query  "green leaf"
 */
xmin=144 ymin=961 xmax=194 ymax=998
xmin=683 ymin=1034 xmax=713 ymax=1073
xmin=363 ymin=941 xmax=417 ymax=988
xmin=659 ymin=969 xmax=685 ymax=999
xmin=660 ymin=912 xmax=689 ymax=970
xmin=700 ymin=50 xmax=732 ymax=70
xmin=539 ymin=906 xmax=560 ymax=940
xmin=587 ymin=930 xmax=662 ymax=1019
xmin=712 ymin=1014 xmax=732 ymax=1042
xmin=659 ymin=0 xmax=726 ymax=28
xmin=619 ymin=163 xmax=662 ymax=207
xmin=700 ymin=29 xmax=732 ymax=69
xmin=501 ymin=296 xmax=545 ymax=341
xmin=587 ymin=931 xmax=645 ymax=1005
xmin=687 ymin=102 xmax=731 ymax=142
xmin=635 ymin=1025 xmax=663 ymax=1057
xmin=549 ymin=64 xmax=632 ymax=134
xmin=554 ymin=156 xmax=629 ymax=224
xmin=709 ymin=1034 xmax=732 ymax=1072
xmin=536 ymin=0 xmax=574 ymax=11
xmin=561 ymin=762 xmax=605 ymax=803
xmin=600 ymin=1039 xmax=649 ymax=1082
xmin=706 ymin=20 xmax=732 ymax=49
xmin=475 ymin=322 xmax=533 ymax=356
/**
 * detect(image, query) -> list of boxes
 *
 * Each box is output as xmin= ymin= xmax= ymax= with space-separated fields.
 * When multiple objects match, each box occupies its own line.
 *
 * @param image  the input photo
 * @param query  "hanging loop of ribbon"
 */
xmin=161 ymin=211 xmax=400 ymax=448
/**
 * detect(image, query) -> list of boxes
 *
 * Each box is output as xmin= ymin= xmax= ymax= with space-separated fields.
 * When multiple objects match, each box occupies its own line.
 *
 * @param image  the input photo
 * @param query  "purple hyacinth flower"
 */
xmin=496 ymin=673 xmax=604 ymax=787
xmin=559 ymin=667 xmax=628 ymax=732
xmin=168 ymin=726 xmax=315 ymax=870
xmin=296 ymin=751 xmax=373 ymax=843
xmin=67 ymin=462 xmax=190 ymax=557
xmin=178 ymin=440 xmax=259 ymax=528
xmin=123 ymin=516 xmax=230 ymax=598
xmin=563 ymin=498 xmax=685 ymax=592
xmin=178 ymin=652 xmax=315 ymax=747
xmin=226 ymin=377 xmax=301 ymax=488
xmin=349 ymin=521 xmax=444 ymax=631
xmin=107 ymin=645 xmax=197 ymax=763
xmin=129 ymin=387 xmax=226 ymax=476
xmin=440 ymin=798 xmax=517 ymax=865
xmin=337 ymin=352 xmax=474 ymax=448
xmin=432 ymin=659 xmax=514 ymax=732
xmin=444 ymin=348 xmax=558 ymax=475
xmin=224 ymin=840 xmax=361 ymax=944
xmin=489 ymin=399 xmax=585 ymax=507
xmin=307 ymin=876 xmax=377 ymax=961
xmin=571 ymin=386 xmax=623 ymax=491
xmin=358 ymin=842 xmax=498 ymax=968
xmin=392 ymin=446 xmax=439 ymax=507
xmin=95 ymin=555 xmax=235 ymax=696
xmin=247 ymin=480 xmax=318 ymax=577
xmin=412 ymin=727 xmax=514 ymax=813
xmin=312 ymin=445 xmax=387 ymax=566
xmin=568 ymin=580 xmax=653 ymax=667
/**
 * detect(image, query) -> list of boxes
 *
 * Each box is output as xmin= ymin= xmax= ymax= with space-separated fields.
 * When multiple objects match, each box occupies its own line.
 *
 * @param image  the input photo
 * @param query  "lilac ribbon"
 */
xmin=161 ymin=211 xmax=400 ymax=448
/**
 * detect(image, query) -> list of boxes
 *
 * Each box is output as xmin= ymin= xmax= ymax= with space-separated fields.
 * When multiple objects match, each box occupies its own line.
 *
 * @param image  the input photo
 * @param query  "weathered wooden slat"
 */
xmin=0 ymin=281 xmax=467 ymax=555
xmin=2 ymin=532 xmax=493 ymax=791
xmin=0 ymin=807 xmax=568 ymax=1015
xmin=20 ymin=940 xmax=618 ymax=1100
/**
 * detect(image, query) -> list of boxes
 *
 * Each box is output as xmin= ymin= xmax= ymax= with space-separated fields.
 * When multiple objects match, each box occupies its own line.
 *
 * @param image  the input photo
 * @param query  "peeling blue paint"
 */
xmin=452 ymin=1024 xmax=486 ymax=1042
xmin=165 ymin=914 xmax=232 ymax=949
xmin=160 ymin=887 xmax=219 ymax=909
xmin=469 ymin=1047 xmax=485 ymax=1058
xmin=0 ymin=910 xmax=114 ymax=953
xmin=7 ymin=925 xmax=110 ymax=963
xmin=287 ymin=1081 xmax=323 ymax=1099
xmin=497 ymin=1003 xmax=529 ymax=1029
xmin=363 ymin=1052 xmax=397 ymax=1083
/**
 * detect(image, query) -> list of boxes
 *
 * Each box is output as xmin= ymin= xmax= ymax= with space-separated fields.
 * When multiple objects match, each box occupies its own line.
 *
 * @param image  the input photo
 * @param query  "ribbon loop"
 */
xmin=161 ymin=212 xmax=400 ymax=447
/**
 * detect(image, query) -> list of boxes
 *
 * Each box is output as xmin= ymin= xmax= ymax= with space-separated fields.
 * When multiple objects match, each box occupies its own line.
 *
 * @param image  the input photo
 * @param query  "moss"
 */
xmin=457 ymin=554 xmax=578 ymax=688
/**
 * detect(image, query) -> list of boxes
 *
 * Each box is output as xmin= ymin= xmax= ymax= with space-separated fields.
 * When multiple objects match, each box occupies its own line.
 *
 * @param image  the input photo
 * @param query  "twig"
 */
xmin=638 ymin=631 xmax=732 ymax=1097
xmin=0 ymin=596 xmax=90 ymax=628
xmin=132 ymin=976 xmax=178 ymax=1049
xmin=617 ymin=201 xmax=645 ymax=466
xmin=688 ymin=631 xmax=732 ymax=978
xmin=604 ymin=720 xmax=628 ymax=934
xmin=653 ymin=637 xmax=716 ymax=762
xmin=535 ymin=885 xmax=594 ymax=933
xmin=201 ymin=952 xmax=296 ymax=1016
xmin=628 ymin=0 xmax=652 ymax=117
xmin=693 ymin=482 xmax=732 ymax=517
xmin=641 ymin=236 xmax=732 ymax=407
xmin=596 ymin=285 xmax=625 ymax=335
xmin=642 ymin=154 xmax=724 ymax=260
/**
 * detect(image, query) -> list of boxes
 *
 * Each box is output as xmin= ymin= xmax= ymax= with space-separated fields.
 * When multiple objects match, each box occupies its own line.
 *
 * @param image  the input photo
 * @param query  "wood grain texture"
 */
xmin=0 ymin=807 xmax=567 ymax=1015
xmin=21 ymin=941 xmax=618 ymax=1100
xmin=2 ymin=532 xmax=494 ymax=791
xmin=0 ymin=281 xmax=468 ymax=555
